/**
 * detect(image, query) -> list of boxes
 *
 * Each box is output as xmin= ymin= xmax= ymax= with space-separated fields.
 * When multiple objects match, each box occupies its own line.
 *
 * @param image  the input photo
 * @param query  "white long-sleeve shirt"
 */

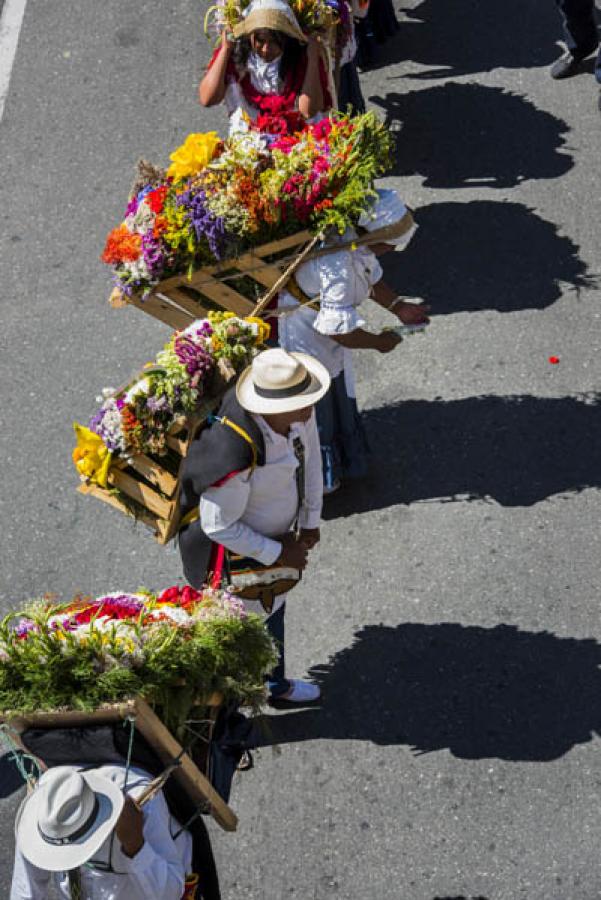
xmin=10 ymin=765 xmax=192 ymax=900
xmin=200 ymin=412 xmax=323 ymax=566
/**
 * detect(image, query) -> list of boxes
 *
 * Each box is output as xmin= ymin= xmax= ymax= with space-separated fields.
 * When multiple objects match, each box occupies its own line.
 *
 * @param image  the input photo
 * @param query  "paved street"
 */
xmin=1 ymin=1 xmax=600 ymax=897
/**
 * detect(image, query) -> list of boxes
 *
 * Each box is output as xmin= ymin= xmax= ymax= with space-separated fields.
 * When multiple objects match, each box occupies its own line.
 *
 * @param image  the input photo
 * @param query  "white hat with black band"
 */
xmin=236 ymin=348 xmax=331 ymax=415
xmin=15 ymin=766 xmax=124 ymax=872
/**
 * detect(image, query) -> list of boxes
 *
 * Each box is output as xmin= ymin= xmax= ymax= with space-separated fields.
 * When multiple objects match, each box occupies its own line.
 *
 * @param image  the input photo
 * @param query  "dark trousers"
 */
xmin=556 ymin=0 xmax=601 ymax=79
xmin=266 ymin=602 xmax=290 ymax=697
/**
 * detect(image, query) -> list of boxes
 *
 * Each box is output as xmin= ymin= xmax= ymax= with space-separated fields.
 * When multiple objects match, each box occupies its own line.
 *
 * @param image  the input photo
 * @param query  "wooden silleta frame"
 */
xmin=2 ymin=695 xmax=238 ymax=832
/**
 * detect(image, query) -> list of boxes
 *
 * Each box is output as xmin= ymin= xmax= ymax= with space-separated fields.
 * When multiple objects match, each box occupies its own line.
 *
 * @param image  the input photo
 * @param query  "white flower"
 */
xmin=124 ymin=378 xmax=150 ymax=402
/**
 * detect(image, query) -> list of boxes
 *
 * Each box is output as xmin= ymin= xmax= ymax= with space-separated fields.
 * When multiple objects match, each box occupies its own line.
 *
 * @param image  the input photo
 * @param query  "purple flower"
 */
xmin=125 ymin=196 xmax=139 ymax=217
xmin=15 ymin=619 xmax=37 ymax=638
xmin=176 ymin=189 xmax=227 ymax=260
xmin=141 ymin=232 xmax=166 ymax=279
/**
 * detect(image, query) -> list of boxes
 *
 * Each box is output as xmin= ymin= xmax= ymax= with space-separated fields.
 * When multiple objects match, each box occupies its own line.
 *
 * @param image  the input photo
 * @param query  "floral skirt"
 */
xmin=315 ymin=371 xmax=370 ymax=489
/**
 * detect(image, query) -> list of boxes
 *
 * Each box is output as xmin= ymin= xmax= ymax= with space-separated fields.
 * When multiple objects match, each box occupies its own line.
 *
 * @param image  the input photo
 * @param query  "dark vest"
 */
xmin=178 ymin=387 xmax=266 ymax=588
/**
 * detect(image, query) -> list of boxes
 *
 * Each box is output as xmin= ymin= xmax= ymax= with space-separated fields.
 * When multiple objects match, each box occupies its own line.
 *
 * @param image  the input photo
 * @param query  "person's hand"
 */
xmin=221 ymin=28 xmax=234 ymax=50
xmin=115 ymin=796 xmax=145 ymax=859
xmin=299 ymin=527 xmax=320 ymax=549
xmin=374 ymin=331 xmax=403 ymax=354
xmin=393 ymin=299 xmax=430 ymax=326
xmin=276 ymin=533 xmax=309 ymax=570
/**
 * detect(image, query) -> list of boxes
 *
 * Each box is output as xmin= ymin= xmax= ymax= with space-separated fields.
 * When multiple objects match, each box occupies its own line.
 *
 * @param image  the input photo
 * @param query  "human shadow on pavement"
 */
xmin=397 ymin=0 xmax=559 ymax=78
xmin=320 ymin=394 xmax=601 ymax=514
xmin=256 ymin=622 xmax=601 ymax=762
xmin=371 ymin=84 xmax=572 ymax=187
xmin=381 ymin=200 xmax=593 ymax=315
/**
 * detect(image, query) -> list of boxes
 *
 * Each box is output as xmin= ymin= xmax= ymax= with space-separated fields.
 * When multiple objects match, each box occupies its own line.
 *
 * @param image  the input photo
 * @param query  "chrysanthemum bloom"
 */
xmin=101 ymin=224 xmax=142 ymax=264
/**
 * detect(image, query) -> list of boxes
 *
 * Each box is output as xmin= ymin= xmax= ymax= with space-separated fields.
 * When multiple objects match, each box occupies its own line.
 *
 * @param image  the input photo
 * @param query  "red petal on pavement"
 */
xmin=548 ymin=356 xmax=560 ymax=364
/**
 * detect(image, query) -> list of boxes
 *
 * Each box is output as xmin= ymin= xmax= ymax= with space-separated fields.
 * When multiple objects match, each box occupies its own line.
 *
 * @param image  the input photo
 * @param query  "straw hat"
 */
xmin=233 ymin=0 xmax=308 ymax=44
xmin=236 ymin=348 xmax=330 ymax=414
xmin=15 ymin=766 xmax=124 ymax=871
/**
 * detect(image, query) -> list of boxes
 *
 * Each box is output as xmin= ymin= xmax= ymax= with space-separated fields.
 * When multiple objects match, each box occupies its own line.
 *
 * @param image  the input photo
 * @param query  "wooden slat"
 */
xmin=185 ymin=274 xmax=256 ymax=317
xmin=253 ymin=230 xmax=312 ymax=258
xmin=134 ymin=698 xmax=238 ymax=832
xmin=165 ymin=435 xmax=188 ymax=456
xmin=160 ymin=286 xmax=212 ymax=319
xmin=234 ymin=254 xmax=283 ymax=290
xmin=126 ymin=293 xmax=193 ymax=331
xmin=127 ymin=454 xmax=178 ymax=497
xmin=109 ymin=469 xmax=174 ymax=520
xmin=77 ymin=482 xmax=162 ymax=535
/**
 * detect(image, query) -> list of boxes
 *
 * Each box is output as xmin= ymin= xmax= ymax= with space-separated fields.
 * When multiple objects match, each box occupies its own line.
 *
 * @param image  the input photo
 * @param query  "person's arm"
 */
xmin=371 ymin=279 xmax=430 ymax=325
xmin=298 ymin=36 xmax=325 ymax=117
xmin=118 ymin=795 xmax=187 ymax=900
xmin=331 ymin=329 xmax=402 ymax=353
xmin=199 ymin=31 xmax=233 ymax=107
xmin=298 ymin=411 xmax=323 ymax=538
xmin=200 ymin=470 xmax=283 ymax=565
xmin=10 ymin=847 xmax=51 ymax=899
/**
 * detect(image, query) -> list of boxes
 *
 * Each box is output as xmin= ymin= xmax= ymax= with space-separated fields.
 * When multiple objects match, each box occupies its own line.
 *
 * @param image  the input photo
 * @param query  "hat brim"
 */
xmin=16 ymin=770 xmax=124 ymax=872
xmin=233 ymin=10 xmax=308 ymax=44
xmin=236 ymin=352 xmax=330 ymax=415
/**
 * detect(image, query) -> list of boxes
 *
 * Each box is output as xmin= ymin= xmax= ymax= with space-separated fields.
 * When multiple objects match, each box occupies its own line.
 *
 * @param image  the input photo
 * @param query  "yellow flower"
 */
xmin=72 ymin=423 xmax=113 ymax=488
xmin=167 ymin=132 xmax=221 ymax=181
xmin=244 ymin=316 xmax=271 ymax=344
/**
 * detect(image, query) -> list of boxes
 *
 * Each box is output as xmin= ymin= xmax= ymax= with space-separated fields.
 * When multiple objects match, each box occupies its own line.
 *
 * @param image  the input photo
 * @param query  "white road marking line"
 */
xmin=0 ymin=0 xmax=28 ymax=123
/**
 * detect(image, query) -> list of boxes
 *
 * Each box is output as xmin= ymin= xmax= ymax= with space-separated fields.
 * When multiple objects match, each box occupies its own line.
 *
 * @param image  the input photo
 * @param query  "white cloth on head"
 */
xmin=358 ymin=188 xmax=418 ymax=249
xmin=10 ymin=765 xmax=192 ymax=900
xmin=200 ymin=411 xmax=323 ymax=569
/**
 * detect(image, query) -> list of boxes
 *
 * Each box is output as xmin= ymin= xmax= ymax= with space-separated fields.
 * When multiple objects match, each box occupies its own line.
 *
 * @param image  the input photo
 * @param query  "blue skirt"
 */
xmin=315 ymin=372 xmax=370 ymax=489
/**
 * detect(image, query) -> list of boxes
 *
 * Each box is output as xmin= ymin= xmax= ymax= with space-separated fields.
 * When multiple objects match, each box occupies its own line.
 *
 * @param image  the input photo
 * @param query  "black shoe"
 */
xmin=550 ymin=48 xmax=596 ymax=79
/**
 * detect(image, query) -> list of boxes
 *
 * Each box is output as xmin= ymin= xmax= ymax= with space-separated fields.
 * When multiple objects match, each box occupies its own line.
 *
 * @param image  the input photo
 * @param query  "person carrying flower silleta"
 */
xmin=199 ymin=0 xmax=332 ymax=136
xmin=179 ymin=347 xmax=329 ymax=704
xmin=276 ymin=188 xmax=430 ymax=493
xmin=10 ymin=764 xmax=203 ymax=900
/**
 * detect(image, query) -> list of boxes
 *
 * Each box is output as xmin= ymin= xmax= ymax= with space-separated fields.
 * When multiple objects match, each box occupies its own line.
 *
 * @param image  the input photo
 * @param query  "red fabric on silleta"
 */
xmin=209 ymin=542 xmax=227 ymax=589
xmin=211 ymin=468 xmax=244 ymax=488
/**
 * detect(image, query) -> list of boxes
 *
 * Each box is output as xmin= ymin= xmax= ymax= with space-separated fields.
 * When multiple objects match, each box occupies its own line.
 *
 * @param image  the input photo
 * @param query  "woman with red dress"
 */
xmin=199 ymin=0 xmax=332 ymax=136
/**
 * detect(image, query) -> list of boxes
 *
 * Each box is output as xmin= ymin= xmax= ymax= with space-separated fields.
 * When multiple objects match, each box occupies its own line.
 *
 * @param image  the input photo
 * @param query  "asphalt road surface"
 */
xmin=1 ymin=1 xmax=601 ymax=898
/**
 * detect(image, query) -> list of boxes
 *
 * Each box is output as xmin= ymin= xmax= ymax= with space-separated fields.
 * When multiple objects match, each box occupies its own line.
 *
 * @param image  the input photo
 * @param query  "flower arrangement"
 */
xmin=204 ymin=0 xmax=338 ymax=39
xmin=103 ymin=111 xmax=392 ymax=298
xmin=73 ymin=313 xmax=269 ymax=486
xmin=0 ymin=586 xmax=278 ymax=734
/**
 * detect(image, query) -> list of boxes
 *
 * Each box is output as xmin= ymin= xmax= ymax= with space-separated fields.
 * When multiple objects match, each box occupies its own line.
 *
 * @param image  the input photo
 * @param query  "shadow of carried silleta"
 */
xmin=321 ymin=394 xmax=601 ymax=516
xmin=398 ymin=0 xmax=559 ymax=79
xmin=256 ymin=622 xmax=601 ymax=762
xmin=371 ymin=84 xmax=572 ymax=187
xmin=381 ymin=200 xmax=593 ymax=315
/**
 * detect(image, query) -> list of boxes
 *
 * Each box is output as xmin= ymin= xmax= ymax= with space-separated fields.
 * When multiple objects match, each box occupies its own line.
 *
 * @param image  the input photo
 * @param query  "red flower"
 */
xmin=146 ymin=186 xmax=169 ymax=214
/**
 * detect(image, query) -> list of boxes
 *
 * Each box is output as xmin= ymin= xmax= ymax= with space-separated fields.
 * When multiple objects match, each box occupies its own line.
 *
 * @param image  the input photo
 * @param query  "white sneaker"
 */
xmin=275 ymin=679 xmax=321 ymax=703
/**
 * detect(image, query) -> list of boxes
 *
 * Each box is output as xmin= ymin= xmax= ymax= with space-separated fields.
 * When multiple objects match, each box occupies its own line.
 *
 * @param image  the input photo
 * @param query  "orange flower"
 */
xmin=101 ymin=224 xmax=142 ymax=264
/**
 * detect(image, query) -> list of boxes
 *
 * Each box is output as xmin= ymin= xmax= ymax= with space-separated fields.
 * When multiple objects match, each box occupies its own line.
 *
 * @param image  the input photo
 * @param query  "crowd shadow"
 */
xmin=398 ymin=0 xmax=559 ymax=78
xmin=371 ymin=84 xmax=572 ymax=187
xmin=321 ymin=394 xmax=601 ymax=515
xmin=257 ymin=622 xmax=601 ymax=762
xmin=381 ymin=200 xmax=593 ymax=315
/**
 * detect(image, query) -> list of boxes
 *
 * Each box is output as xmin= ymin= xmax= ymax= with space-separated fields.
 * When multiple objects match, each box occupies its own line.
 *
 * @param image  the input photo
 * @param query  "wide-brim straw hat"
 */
xmin=236 ymin=348 xmax=330 ymax=415
xmin=15 ymin=766 xmax=124 ymax=872
xmin=233 ymin=0 xmax=308 ymax=44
